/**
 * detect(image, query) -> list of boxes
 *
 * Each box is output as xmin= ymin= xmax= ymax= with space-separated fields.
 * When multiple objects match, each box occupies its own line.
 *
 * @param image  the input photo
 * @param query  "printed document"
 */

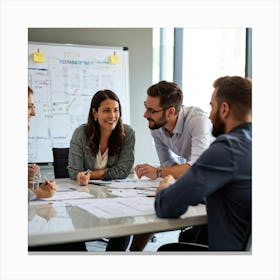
xmin=89 ymin=178 xmax=160 ymax=190
xmin=75 ymin=196 xmax=155 ymax=218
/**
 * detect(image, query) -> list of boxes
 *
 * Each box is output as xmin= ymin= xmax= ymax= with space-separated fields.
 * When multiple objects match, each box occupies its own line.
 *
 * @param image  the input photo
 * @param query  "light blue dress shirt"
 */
xmin=151 ymin=106 xmax=213 ymax=166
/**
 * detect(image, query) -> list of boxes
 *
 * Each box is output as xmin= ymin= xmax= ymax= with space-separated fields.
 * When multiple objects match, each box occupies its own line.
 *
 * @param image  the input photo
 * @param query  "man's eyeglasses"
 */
xmin=144 ymin=101 xmax=168 ymax=116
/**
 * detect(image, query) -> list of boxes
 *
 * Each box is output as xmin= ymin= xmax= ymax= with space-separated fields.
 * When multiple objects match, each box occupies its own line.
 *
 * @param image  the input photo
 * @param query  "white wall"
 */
xmin=28 ymin=28 xmax=159 ymax=166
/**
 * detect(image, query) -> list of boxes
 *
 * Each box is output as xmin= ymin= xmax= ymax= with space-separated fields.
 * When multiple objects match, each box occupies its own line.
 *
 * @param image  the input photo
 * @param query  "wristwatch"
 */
xmin=156 ymin=167 xmax=162 ymax=178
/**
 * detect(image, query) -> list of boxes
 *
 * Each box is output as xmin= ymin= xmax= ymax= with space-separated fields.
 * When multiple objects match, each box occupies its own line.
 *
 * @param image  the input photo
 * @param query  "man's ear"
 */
xmin=219 ymin=102 xmax=230 ymax=119
xmin=167 ymin=106 xmax=176 ymax=118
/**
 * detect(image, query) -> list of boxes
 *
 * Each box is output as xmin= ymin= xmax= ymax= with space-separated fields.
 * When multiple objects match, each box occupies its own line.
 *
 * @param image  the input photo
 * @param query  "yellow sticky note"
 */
xmin=109 ymin=54 xmax=119 ymax=64
xmin=33 ymin=51 xmax=45 ymax=62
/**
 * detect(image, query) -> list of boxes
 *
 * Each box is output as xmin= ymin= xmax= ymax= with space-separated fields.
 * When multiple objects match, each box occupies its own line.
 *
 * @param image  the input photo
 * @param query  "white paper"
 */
xmin=89 ymin=178 xmax=161 ymax=189
xmin=109 ymin=188 xmax=155 ymax=197
xmin=40 ymin=191 xmax=94 ymax=201
xmin=88 ymin=180 xmax=111 ymax=186
xmin=75 ymin=197 xmax=155 ymax=218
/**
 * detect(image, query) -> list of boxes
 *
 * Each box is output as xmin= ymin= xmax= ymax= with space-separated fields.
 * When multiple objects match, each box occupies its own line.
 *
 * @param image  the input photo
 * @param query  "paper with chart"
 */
xmin=89 ymin=178 xmax=159 ymax=197
xmin=89 ymin=178 xmax=160 ymax=189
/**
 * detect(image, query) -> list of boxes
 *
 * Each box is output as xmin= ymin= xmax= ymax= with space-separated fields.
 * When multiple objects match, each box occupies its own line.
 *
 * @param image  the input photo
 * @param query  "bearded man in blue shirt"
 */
xmin=155 ymin=76 xmax=252 ymax=251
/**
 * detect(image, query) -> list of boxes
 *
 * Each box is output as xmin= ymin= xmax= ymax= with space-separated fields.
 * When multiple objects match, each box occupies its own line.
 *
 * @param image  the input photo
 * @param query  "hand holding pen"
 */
xmin=34 ymin=175 xmax=57 ymax=199
xmin=40 ymin=175 xmax=57 ymax=190
xmin=76 ymin=169 xmax=91 ymax=186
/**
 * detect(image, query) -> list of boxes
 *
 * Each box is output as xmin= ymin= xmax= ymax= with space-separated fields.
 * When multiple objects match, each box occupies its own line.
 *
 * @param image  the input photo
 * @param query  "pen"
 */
xmin=44 ymin=175 xmax=50 ymax=185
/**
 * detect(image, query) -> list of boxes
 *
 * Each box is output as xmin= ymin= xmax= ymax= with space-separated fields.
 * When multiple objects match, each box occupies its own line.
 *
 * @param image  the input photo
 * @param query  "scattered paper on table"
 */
xmin=89 ymin=178 xmax=160 ymax=189
xmin=75 ymin=197 xmax=155 ymax=218
xmin=109 ymin=188 xmax=155 ymax=197
xmin=40 ymin=191 xmax=94 ymax=201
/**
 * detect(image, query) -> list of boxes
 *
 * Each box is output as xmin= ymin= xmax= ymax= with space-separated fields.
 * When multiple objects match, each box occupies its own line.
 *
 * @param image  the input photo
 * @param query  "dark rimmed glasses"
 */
xmin=144 ymin=101 xmax=168 ymax=117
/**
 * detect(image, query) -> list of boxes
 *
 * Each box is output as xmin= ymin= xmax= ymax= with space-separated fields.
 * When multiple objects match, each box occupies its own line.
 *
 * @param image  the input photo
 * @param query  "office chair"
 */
xmin=157 ymin=241 xmax=208 ymax=251
xmin=52 ymin=147 xmax=70 ymax=178
xmin=158 ymin=230 xmax=252 ymax=252
xmin=51 ymin=147 xmax=111 ymax=249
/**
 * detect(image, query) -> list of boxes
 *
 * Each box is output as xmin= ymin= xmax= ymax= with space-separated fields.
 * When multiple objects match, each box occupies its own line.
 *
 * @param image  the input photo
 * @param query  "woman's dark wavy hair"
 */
xmin=85 ymin=89 xmax=125 ymax=156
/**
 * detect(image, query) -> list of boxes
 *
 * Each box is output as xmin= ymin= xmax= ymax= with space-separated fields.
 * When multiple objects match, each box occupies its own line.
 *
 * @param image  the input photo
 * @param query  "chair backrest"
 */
xmin=52 ymin=148 xmax=70 ymax=178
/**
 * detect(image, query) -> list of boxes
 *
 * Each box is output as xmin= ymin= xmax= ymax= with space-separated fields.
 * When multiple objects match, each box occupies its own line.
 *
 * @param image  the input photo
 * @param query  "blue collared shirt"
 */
xmin=155 ymin=123 xmax=252 ymax=250
xmin=151 ymin=106 xmax=213 ymax=166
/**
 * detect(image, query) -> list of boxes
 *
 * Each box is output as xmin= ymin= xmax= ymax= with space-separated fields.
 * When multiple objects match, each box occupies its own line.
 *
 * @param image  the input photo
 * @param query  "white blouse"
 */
xmin=94 ymin=148 xmax=109 ymax=170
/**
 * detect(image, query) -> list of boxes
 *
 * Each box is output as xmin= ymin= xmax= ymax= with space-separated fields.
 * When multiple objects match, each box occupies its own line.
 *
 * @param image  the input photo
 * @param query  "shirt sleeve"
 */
xmin=155 ymin=136 xmax=235 ymax=218
xmin=187 ymin=114 xmax=213 ymax=165
xmin=101 ymin=125 xmax=135 ymax=180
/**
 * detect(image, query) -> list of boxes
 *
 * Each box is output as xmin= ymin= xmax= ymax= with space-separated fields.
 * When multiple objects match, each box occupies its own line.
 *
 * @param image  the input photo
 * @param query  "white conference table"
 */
xmin=28 ymin=178 xmax=207 ymax=247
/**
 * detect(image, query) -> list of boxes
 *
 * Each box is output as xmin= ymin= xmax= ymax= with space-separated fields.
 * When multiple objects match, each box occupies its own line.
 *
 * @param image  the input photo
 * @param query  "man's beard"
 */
xmin=212 ymin=110 xmax=225 ymax=137
xmin=148 ymin=114 xmax=168 ymax=130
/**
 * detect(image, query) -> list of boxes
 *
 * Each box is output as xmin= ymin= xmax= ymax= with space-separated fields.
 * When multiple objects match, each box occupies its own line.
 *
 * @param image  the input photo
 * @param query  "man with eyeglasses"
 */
xmin=130 ymin=80 xmax=213 ymax=251
xmin=135 ymin=80 xmax=213 ymax=180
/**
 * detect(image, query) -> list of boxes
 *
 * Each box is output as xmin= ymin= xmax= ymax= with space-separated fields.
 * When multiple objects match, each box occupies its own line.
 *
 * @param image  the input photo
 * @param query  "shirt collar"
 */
xmin=229 ymin=122 xmax=252 ymax=133
xmin=161 ymin=108 xmax=184 ymax=136
xmin=172 ymin=108 xmax=185 ymax=135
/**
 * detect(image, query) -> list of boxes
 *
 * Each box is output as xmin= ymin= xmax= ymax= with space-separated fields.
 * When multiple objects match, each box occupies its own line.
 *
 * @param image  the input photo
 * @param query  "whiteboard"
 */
xmin=28 ymin=41 xmax=130 ymax=163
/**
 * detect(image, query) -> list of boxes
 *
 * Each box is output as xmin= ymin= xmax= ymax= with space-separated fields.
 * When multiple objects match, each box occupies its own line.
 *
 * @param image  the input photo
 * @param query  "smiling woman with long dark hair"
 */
xmin=68 ymin=89 xmax=135 ymax=183
xmin=67 ymin=89 xmax=135 ymax=251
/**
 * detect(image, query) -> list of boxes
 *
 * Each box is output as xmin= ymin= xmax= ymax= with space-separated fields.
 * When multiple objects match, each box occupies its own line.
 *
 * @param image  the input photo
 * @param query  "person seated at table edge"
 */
xmin=155 ymin=76 xmax=252 ymax=251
